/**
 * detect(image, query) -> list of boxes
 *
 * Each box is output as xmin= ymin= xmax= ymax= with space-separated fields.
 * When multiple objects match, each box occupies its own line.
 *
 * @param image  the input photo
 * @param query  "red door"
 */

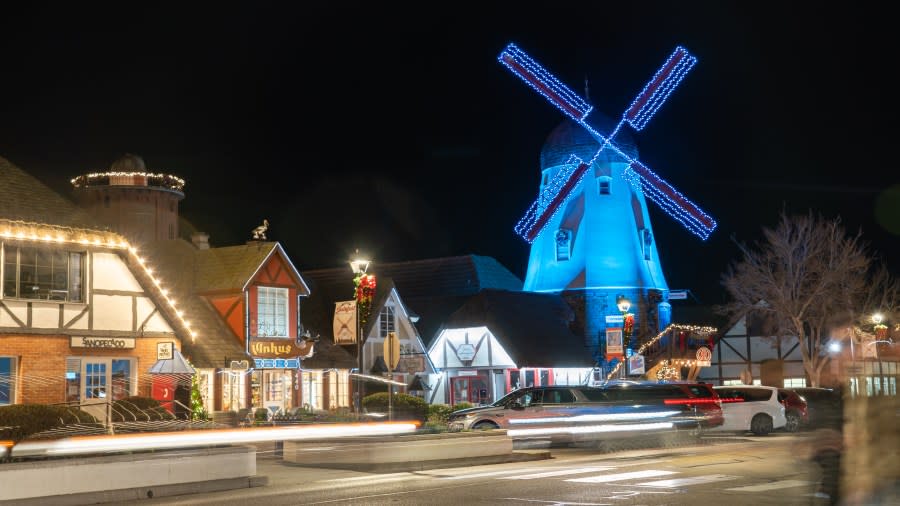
xmin=451 ymin=375 xmax=491 ymax=406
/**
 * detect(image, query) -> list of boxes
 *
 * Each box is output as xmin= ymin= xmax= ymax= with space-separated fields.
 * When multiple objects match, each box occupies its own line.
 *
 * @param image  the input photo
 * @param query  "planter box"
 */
xmin=283 ymin=430 xmax=514 ymax=470
xmin=0 ymin=446 xmax=258 ymax=504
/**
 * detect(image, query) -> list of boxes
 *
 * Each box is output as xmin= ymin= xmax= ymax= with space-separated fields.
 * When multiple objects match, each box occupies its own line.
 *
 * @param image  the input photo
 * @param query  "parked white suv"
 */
xmin=711 ymin=385 xmax=786 ymax=435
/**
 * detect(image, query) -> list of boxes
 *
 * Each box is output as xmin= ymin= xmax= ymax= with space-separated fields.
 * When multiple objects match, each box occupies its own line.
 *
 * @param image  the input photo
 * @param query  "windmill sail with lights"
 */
xmin=498 ymin=43 xmax=718 ymax=361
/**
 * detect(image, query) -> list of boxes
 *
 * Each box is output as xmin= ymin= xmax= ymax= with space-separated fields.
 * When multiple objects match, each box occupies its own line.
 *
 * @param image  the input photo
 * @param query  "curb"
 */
xmin=280 ymin=449 xmax=552 ymax=473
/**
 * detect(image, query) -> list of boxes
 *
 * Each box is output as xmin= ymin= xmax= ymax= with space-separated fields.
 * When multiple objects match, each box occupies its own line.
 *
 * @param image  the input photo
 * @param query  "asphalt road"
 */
xmin=142 ymin=433 xmax=837 ymax=505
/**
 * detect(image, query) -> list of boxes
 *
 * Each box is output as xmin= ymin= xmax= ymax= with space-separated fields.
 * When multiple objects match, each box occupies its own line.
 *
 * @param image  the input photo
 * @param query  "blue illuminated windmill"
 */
xmin=498 ymin=43 xmax=717 ymax=363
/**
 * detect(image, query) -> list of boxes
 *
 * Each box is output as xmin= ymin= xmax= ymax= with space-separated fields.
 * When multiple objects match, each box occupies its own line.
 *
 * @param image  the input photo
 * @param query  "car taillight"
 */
xmin=663 ymin=398 xmax=722 ymax=405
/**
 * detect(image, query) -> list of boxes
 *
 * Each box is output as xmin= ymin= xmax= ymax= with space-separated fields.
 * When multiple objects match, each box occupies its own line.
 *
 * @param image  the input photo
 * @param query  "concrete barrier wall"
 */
xmin=284 ymin=431 xmax=513 ymax=466
xmin=0 ymin=446 xmax=256 ymax=501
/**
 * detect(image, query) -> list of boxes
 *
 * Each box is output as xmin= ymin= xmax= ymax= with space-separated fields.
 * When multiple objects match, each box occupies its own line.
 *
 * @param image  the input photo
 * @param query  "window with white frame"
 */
xmin=0 ymin=356 xmax=16 ymax=405
xmin=379 ymin=306 xmax=395 ymax=338
xmin=2 ymin=245 xmax=84 ymax=302
xmin=598 ymin=176 xmax=612 ymax=195
xmin=257 ymin=286 xmax=288 ymax=337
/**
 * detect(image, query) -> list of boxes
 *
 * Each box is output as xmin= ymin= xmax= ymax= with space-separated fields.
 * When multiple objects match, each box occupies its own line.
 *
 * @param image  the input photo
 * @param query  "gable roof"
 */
xmin=141 ymin=239 xmax=251 ymax=368
xmin=0 ymin=155 xmax=99 ymax=228
xmin=194 ymin=241 xmax=309 ymax=294
xmin=439 ymin=289 xmax=594 ymax=367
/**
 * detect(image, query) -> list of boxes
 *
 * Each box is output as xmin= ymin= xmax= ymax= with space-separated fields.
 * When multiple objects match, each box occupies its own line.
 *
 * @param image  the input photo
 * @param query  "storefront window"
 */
xmin=329 ymin=370 xmax=350 ymax=408
xmin=65 ymin=358 xmax=135 ymax=403
xmin=222 ymin=371 xmax=247 ymax=411
xmin=301 ymin=370 xmax=323 ymax=410
xmin=2 ymin=245 xmax=84 ymax=302
xmin=0 ymin=357 xmax=15 ymax=405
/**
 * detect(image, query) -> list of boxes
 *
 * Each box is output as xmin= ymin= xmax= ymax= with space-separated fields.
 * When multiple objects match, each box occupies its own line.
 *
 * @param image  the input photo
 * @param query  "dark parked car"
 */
xmin=788 ymin=387 xmax=843 ymax=430
xmin=778 ymin=388 xmax=809 ymax=432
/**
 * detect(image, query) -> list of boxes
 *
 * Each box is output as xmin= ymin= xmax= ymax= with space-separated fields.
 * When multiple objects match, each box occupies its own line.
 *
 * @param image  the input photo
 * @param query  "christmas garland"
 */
xmin=354 ymin=273 xmax=377 ymax=333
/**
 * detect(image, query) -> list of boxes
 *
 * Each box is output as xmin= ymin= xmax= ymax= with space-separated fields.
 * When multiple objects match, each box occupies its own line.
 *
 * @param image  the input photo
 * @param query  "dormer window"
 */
xmin=598 ymin=176 xmax=612 ymax=195
xmin=257 ymin=286 xmax=288 ymax=337
xmin=555 ymin=228 xmax=572 ymax=261
xmin=379 ymin=306 xmax=395 ymax=338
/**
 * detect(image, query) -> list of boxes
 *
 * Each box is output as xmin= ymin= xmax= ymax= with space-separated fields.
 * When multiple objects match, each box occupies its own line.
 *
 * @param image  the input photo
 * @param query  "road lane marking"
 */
xmin=566 ymin=469 xmax=677 ymax=483
xmin=500 ymin=467 xmax=615 ymax=479
xmin=321 ymin=472 xmax=411 ymax=482
xmin=441 ymin=468 xmax=554 ymax=480
xmin=725 ymin=479 xmax=813 ymax=492
xmin=637 ymin=474 xmax=739 ymax=487
xmin=501 ymin=498 xmax=612 ymax=505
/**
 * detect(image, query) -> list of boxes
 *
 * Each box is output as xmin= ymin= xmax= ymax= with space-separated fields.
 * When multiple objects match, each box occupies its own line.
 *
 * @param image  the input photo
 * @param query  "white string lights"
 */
xmin=0 ymin=219 xmax=197 ymax=342
xmin=606 ymin=323 xmax=717 ymax=379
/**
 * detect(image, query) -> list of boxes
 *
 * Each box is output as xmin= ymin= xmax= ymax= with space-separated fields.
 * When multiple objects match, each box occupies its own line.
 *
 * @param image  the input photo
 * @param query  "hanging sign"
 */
xmin=605 ymin=315 xmax=624 ymax=324
xmin=157 ymin=342 xmax=174 ymax=360
xmin=333 ymin=300 xmax=357 ymax=344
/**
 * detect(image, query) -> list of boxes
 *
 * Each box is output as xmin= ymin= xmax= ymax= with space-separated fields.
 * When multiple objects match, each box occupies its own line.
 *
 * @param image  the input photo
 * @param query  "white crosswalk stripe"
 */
xmin=499 ymin=467 xmax=614 ymax=480
xmin=725 ymin=479 xmax=813 ymax=492
xmin=637 ymin=474 xmax=739 ymax=488
xmin=566 ymin=469 xmax=677 ymax=483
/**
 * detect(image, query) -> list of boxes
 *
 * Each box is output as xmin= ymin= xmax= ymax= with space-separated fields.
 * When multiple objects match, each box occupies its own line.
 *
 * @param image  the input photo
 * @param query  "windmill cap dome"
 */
xmin=109 ymin=153 xmax=146 ymax=172
xmin=540 ymin=115 xmax=639 ymax=169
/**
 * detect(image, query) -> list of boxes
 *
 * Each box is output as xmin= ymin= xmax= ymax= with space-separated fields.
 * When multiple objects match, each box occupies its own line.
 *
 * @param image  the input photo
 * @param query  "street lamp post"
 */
xmin=349 ymin=256 xmax=370 ymax=415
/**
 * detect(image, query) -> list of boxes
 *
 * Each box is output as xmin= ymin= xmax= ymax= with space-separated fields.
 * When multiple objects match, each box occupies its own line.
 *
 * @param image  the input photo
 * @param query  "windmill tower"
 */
xmin=499 ymin=44 xmax=716 ymax=366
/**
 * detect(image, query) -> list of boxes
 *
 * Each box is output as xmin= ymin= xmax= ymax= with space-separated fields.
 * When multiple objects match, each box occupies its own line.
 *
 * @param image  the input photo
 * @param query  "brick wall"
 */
xmin=0 ymin=333 xmax=182 ymax=404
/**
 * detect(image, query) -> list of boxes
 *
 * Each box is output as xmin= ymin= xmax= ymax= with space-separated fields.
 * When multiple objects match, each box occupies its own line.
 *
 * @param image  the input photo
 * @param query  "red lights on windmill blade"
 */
xmin=624 ymin=46 xmax=697 ymax=131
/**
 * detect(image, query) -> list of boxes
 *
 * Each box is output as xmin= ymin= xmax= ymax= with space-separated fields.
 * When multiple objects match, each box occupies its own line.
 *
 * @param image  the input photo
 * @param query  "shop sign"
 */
xmin=250 ymin=338 xmax=313 ymax=359
xmin=71 ymin=336 xmax=135 ymax=349
xmin=457 ymin=370 xmax=478 ymax=376
xmin=157 ymin=341 xmax=174 ymax=360
xmin=254 ymin=358 xmax=300 ymax=369
xmin=398 ymin=355 xmax=426 ymax=372
xmin=605 ymin=315 xmax=624 ymax=324
xmin=456 ymin=343 xmax=476 ymax=361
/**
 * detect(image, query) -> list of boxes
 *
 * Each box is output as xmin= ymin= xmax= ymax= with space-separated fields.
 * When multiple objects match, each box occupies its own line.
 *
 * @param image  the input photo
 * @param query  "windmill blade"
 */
xmin=623 ymin=161 xmax=716 ymax=240
xmin=498 ymin=43 xmax=593 ymax=123
xmin=624 ymin=46 xmax=697 ymax=132
xmin=515 ymin=156 xmax=590 ymax=243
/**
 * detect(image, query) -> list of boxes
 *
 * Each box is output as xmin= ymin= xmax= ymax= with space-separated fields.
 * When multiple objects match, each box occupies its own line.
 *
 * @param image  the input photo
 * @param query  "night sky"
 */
xmin=1 ymin=2 xmax=898 ymax=305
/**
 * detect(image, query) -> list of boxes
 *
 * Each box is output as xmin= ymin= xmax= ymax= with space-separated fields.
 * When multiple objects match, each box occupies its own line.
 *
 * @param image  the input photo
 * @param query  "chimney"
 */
xmin=191 ymin=232 xmax=210 ymax=250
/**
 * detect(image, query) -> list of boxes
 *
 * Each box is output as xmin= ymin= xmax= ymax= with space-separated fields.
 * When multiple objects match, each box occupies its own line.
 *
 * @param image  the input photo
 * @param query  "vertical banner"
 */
xmin=333 ymin=300 xmax=357 ymax=344
xmin=628 ymin=354 xmax=645 ymax=375
xmin=606 ymin=328 xmax=624 ymax=358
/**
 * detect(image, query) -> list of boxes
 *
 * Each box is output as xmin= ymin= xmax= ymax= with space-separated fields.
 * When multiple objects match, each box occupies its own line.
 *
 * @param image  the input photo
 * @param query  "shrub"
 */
xmin=452 ymin=402 xmax=475 ymax=411
xmin=362 ymin=393 xmax=428 ymax=423
xmin=427 ymin=403 xmax=455 ymax=424
xmin=111 ymin=397 xmax=174 ymax=422
xmin=0 ymin=404 xmax=97 ymax=442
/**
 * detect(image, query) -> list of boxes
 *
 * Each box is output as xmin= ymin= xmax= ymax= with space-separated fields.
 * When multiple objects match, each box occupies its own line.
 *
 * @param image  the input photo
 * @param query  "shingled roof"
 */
xmin=194 ymin=241 xmax=308 ymax=294
xmin=0 ymin=155 xmax=99 ymax=228
xmin=141 ymin=239 xmax=250 ymax=368
xmin=439 ymin=289 xmax=594 ymax=368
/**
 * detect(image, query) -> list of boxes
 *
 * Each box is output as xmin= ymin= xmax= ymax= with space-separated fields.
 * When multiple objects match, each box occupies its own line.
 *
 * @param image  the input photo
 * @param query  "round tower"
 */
xmin=522 ymin=117 xmax=670 ymax=364
xmin=71 ymin=154 xmax=185 ymax=245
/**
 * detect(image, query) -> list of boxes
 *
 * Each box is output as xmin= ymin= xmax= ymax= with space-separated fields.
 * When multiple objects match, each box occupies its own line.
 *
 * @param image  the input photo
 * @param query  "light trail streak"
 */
xmin=11 ymin=421 xmax=417 ymax=458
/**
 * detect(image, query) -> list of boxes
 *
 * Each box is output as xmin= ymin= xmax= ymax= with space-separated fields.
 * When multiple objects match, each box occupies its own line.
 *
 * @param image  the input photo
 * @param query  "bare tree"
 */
xmin=719 ymin=211 xmax=874 ymax=386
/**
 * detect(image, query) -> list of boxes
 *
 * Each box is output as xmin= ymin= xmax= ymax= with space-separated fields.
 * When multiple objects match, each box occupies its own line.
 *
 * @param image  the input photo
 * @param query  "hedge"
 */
xmin=362 ymin=393 xmax=428 ymax=423
xmin=0 ymin=404 xmax=97 ymax=442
